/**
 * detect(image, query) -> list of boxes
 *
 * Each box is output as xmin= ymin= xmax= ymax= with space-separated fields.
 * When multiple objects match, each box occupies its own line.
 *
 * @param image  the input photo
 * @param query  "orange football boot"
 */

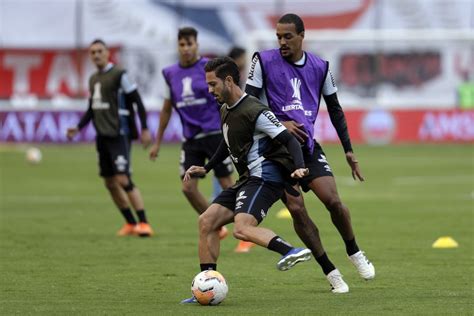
xmin=234 ymin=241 xmax=256 ymax=253
xmin=117 ymin=223 xmax=137 ymax=236
xmin=135 ymin=222 xmax=154 ymax=237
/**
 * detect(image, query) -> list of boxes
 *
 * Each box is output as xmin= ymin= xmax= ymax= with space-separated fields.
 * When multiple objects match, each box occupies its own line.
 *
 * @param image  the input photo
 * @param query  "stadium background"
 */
xmin=0 ymin=0 xmax=473 ymax=315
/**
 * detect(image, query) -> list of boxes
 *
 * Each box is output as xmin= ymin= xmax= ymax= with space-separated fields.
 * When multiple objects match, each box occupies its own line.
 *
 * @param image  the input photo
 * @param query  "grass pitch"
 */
xmin=0 ymin=143 xmax=472 ymax=315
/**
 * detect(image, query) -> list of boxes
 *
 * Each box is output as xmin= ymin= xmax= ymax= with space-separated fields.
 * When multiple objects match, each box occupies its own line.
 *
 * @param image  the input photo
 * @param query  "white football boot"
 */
xmin=326 ymin=269 xmax=349 ymax=293
xmin=349 ymin=250 xmax=375 ymax=280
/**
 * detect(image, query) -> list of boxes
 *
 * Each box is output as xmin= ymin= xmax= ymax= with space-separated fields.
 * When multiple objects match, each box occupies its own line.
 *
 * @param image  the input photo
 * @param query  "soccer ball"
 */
xmin=26 ymin=147 xmax=42 ymax=164
xmin=191 ymin=270 xmax=228 ymax=305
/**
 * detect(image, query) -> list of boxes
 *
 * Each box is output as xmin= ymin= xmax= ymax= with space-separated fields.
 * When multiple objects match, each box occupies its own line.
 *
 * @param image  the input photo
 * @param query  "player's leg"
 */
xmin=180 ymin=141 xmax=210 ymax=214
xmin=116 ymin=174 xmax=153 ymax=237
xmin=283 ymin=185 xmax=343 ymax=272
xmin=198 ymin=203 xmax=235 ymax=266
xmin=181 ymin=189 xmax=235 ymax=304
xmin=308 ymin=176 xmax=374 ymax=280
xmin=232 ymin=178 xmax=311 ymax=270
xmin=307 ymin=145 xmax=374 ymax=280
xmin=112 ymin=135 xmax=153 ymax=236
xmin=97 ymin=136 xmax=137 ymax=235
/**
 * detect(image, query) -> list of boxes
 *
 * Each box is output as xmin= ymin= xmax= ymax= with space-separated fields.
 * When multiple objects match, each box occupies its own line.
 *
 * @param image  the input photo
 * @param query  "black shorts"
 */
xmin=299 ymin=142 xmax=334 ymax=192
xmin=213 ymin=177 xmax=284 ymax=224
xmin=180 ymin=133 xmax=234 ymax=178
xmin=96 ymin=135 xmax=131 ymax=178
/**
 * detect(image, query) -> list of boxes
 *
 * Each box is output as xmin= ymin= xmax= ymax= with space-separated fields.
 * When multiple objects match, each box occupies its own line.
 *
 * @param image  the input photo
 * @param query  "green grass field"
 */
xmin=0 ymin=143 xmax=472 ymax=315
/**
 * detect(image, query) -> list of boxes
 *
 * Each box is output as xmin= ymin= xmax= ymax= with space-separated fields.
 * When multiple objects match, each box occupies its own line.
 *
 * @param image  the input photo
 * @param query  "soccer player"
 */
xmin=245 ymin=13 xmax=375 ymax=292
xmin=227 ymin=45 xmax=256 ymax=253
xmin=149 ymin=27 xmax=234 ymax=239
xmin=67 ymin=39 xmax=153 ymax=237
xmin=181 ymin=57 xmax=312 ymax=303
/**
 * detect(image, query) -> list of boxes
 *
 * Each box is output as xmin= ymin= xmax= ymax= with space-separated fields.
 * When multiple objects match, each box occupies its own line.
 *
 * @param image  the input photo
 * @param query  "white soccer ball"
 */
xmin=191 ymin=270 xmax=228 ymax=305
xmin=26 ymin=147 xmax=42 ymax=164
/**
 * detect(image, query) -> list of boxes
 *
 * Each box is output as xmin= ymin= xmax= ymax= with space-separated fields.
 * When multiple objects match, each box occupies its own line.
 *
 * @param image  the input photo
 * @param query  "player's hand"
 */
xmin=291 ymin=168 xmax=309 ymax=179
xmin=140 ymin=129 xmax=152 ymax=149
xmin=66 ymin=127 xmax=78 ymax=141
xmin=183 ymin=165 xmax=206 ymax=181
xmin=345 ymin=152 xmax=364 ymax=181
xmin=149 ymin=143 xmax=160 ymax=161
xmin=282 ymin=121 xmax=308 ymax=143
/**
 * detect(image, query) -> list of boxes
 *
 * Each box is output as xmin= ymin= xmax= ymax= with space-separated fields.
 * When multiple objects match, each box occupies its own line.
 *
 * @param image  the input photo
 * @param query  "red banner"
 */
xmin=0 ymin=48 xmax=119 ymax=98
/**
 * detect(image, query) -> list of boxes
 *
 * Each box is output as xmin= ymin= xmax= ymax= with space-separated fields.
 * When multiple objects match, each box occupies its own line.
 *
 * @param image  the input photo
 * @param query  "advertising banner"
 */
xmin=1 ymin=109 xmax=473 ymax=144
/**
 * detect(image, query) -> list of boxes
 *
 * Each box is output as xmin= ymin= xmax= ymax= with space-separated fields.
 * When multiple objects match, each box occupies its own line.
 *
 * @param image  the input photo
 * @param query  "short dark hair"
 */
xmin=90 ymin=38 xmax=107 ymax=48
xmin=204 ymin=57 xmax=240 ymax=86
xmin=278 ymin=13 xmax=305 ymax=34
xmin=178 ymin=27 xmax=198 ymax=40
xmin=228 ymin=46 xmax=246 ymax=60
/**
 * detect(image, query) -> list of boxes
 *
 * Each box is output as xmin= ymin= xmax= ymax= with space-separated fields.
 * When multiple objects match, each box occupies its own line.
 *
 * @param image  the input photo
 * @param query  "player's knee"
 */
xmin=104 ymin=179 xmax=118 ymax=191
xmin=181 ymin=182 xmax=197 ymax=197
xmin=286 ymin=200 xmax=307 ymax=220
xmin=232 ymin=224 xmax=249 ymax=241
xmin=198 ymin=213 xmax=214 ymax=234
xmin=325 ymin=198 xmax=344 ymax=214
xmin=121 ymin=179 xmax=135 ymax=192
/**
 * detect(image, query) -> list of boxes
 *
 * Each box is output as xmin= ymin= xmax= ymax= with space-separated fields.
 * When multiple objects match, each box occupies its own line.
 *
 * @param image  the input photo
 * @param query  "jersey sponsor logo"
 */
xmin=281 ymin=104 xmax=304 ymax=112
xmin=181 ymin=76 xmax=194 ymax=98
xmin=91 ymin=82 xmax=110 ymax=110
xmin=247 ymin=55 xmax=258 ymax=80
xmin=260 ymin=209 xmax=266 ymax=219
xmin=290 ymin=78 xmax=302 ymax=101
xmin=262 ymin=110 xmax=282 ymax=127
xmin=282 ymin=77 xmax=303 ymax=111
xmin=175 ymin=76 xmax=207 ymax=108
xmin=222 ymin=123 xmax=230 ymax=146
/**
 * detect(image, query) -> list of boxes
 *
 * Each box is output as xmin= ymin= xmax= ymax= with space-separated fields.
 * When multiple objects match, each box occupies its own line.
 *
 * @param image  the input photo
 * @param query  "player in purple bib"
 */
xmin=246 ymin=14 xmax=375 ymax=293
xmin=149 ymin=27 xmax=234 ymax=239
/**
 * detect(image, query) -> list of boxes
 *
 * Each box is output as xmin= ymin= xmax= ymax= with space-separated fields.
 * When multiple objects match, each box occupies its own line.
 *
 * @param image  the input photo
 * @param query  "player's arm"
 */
xmin=149 ymin=98 xmax=172 ymax=161
xmin=256 ymin=110 xmax=307 ymax=179
xmin=322 ymin=70 xmax=364 ymax=181
xmin=121 ymin=72 xmax=151 ymax=148
xmin=183 ymin=140 xmax=229 ymax=181
xmin=67 ymin=99 xmax=92 ymax=140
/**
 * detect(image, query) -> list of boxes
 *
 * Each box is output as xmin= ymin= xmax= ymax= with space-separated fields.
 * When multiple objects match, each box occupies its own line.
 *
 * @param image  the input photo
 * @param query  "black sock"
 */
xmin=136 ymin=209 xmax=148 ymax=223
xmin=315 ymin=252 xmax=336 ymax=275
xmin=267 ymin=236 xmax=293 ymax=256
xmin=200 ymin=263 xmax=217 ymax=271
xmin=344 ymin=238 xmax=360 ymax=256
xmin=120 ymin=208 xmax=136 ymax=224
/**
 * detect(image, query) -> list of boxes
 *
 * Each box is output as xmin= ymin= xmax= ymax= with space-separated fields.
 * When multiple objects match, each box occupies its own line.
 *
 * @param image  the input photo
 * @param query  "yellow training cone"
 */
xmin=432 ymin=236 xmax=459 ymax=248
xmin=276 ymin=208 xmax=292 ymax=219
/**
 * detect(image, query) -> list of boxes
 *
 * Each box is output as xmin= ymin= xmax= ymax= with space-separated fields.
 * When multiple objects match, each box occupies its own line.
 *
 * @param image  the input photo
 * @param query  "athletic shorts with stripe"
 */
xmin=212 ymin=177 xmax=284 ymax=224
xmin=299 ymin=141 xmax=334 ymax=192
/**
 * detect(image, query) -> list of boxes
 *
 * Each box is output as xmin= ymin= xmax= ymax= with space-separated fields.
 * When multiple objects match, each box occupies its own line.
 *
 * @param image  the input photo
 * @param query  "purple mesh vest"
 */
xmin=162 ymin=57 xmax=221 ymax=140
xmin=258 ymin=49 xmax=328 ymax=154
